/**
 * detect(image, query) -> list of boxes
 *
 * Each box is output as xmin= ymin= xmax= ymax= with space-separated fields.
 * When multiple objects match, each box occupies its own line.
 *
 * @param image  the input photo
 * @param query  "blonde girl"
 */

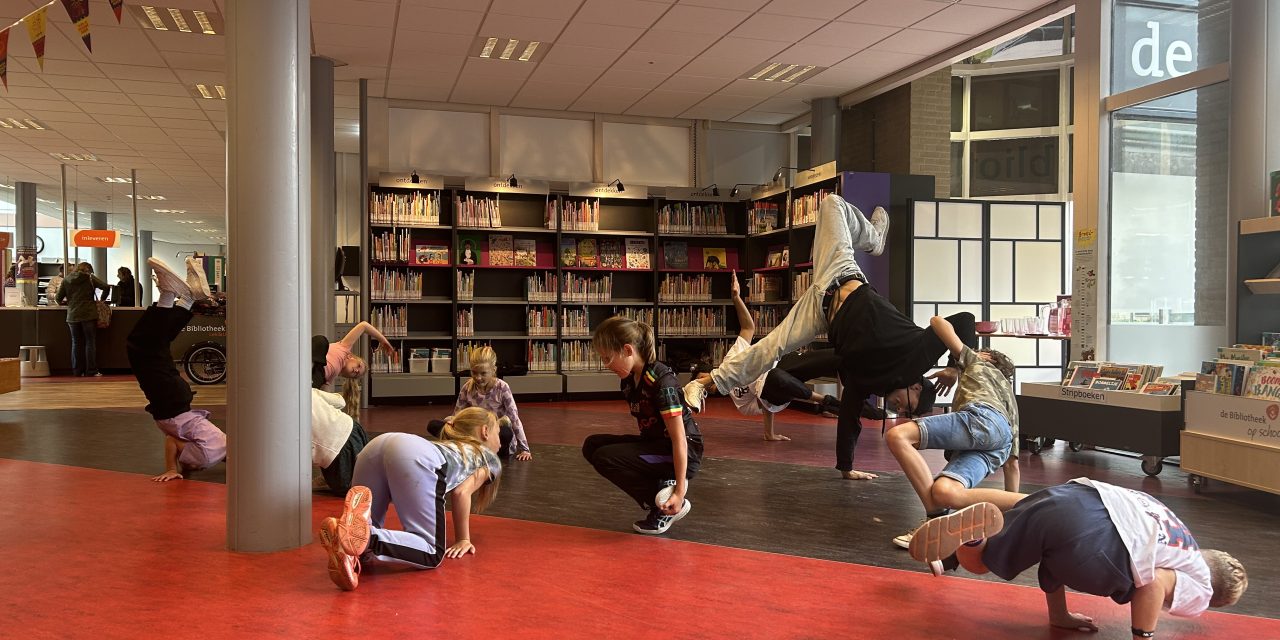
xmin=446 ymin=345 xmax=531 ymax=460
xmin=319 ymin=407 xmax=503 ymax=591
xmin=312 ymin=321 xmax=396 ymax=418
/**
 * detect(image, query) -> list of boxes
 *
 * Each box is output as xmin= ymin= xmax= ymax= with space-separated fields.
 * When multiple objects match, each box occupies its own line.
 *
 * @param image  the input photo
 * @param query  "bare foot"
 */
xmin=841 ymin=470 xmax=878 ymax=480
xmin=763 ymin=434 xmax=791 ymax=441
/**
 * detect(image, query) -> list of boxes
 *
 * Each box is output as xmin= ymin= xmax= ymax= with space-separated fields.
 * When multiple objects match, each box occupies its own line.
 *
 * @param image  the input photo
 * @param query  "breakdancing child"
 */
xmin=130 ymin=257 xmax=224 ymax=481
xmin=683 ymin=193 xmax=977 ymax=479
xmin=909 ymin=480 xmax=1247 ymax=638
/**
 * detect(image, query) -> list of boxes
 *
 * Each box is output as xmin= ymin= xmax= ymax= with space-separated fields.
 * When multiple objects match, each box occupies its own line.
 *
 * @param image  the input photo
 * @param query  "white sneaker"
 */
xmin=148 ymin=258 xmax=192 ymax=301
xmin=185 ymin=257 xmax=214 ymax=301
xmin=868 ymin=206 xmax=890 ymax=256
xmin=682 ymin=379 xmax=707 ymax=413
xmin=908 ymin=503 xmax=1004 ymax=563
xmin=893 ymin=517 xmax=927 ymax=549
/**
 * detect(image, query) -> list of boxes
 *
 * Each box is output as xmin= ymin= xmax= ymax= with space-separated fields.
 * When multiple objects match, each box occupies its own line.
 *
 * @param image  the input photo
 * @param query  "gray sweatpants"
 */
xmin=352 ymin=432 xmax=449 ymax=569
xmin=710 ymin=194 xmax=881 ymax=392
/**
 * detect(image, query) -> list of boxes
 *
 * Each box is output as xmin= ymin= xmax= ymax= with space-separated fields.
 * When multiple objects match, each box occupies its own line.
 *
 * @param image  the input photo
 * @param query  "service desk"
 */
xmin=0 ymin=307 xmax=225 ymax=373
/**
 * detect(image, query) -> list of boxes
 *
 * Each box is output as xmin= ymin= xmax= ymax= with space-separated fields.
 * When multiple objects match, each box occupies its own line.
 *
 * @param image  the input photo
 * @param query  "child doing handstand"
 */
xmin=909 ymin=480 xmax=1247 ymax=638
xmin=426 ymin=345 xmax=530 ymax=461
xmin=318 ymin=406 xmax=503 ymax=591
xmin=130 ymin=258 xmax=224 ymax=481
xmin=584 ymin=316 xmax=702 ymax=535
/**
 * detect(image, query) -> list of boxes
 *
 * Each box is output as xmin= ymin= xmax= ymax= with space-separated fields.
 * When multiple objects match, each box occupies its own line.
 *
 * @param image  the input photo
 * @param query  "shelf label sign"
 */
xmin=70 ymin=229 xmax=119 ymax=248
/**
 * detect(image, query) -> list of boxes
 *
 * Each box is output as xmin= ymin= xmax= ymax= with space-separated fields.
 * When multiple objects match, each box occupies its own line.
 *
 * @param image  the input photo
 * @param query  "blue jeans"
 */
xmin=916 ymin=402 xmax=1012 ymax=488
xmin=68 ymin=319 xmax=98 ymax=375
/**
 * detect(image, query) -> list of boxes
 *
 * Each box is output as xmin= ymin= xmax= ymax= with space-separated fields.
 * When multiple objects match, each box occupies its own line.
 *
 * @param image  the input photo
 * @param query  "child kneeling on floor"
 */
xmin=426 ymin=345 xmax=530 ymax=461
xmin=584 ymin=316 xmax=703 ymax=535
xmin=319 ymin=407 xmax=503 ymax=591
xmin=883 ymin=315 xmax=1021 ymax=559
xmin=909 ymin=480 xmax=1247 ymax=637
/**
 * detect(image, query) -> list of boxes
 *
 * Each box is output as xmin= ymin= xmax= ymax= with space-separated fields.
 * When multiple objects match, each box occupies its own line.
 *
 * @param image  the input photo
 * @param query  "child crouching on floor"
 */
xmin=426 ymin=345 xmax=530 ymax=461
xmin=318 ymin=406 xmax=503 ymax=591
xmin=583 ymin=316 xmax=703 ymax=535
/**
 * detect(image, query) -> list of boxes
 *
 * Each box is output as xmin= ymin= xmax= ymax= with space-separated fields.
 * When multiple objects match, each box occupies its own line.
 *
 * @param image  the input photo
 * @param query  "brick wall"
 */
xmin=909 ymin=69 xmax=953 ymax=198
xmin=839 ymin=69 xmax=952 ymax=197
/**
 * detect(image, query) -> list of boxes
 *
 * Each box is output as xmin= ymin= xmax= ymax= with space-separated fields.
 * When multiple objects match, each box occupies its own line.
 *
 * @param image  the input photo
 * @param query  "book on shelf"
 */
xmin=455 ymin=195 xmax=502 ymax=228
xmin=751 ymin=273 xmax=781 ymax=302
xmin=599 ymin=239 xmax=624 ymax=269
xmin=625 ymin=238 xmax=650 ymax=269
xmin=577 ymin=238 xmax=598 ymax=268
xmin=658 ymin=203 xmax=728 ymax=235
xmin=527 ymin=341 xmax=558 ymax=372
xmin=748 ymin=202 xmax=780 ymax=234
xmin=1139 ymin=381 xmax=1179 ymax=395
xmin=458 ymin=234 xmax=481 ymax=266
xmin=1218 ymin=346 xmax=1266 ymax=362
xmin=514 ymin=239 xmax=537 ymax=267
xmin=1194 ymin=373 xmax=1218 ymax=392
xmin=413 ymin=244 xmax=449 ymax=266
xmin=456 ymin=307 xmax=474 ymax=337
xmin=371 ymin=268 xmax=423 ymax=300
xmin=766 ymin=245 xmax=789 ymax=268
xmin=562 ymin=273 xmax=611 ymax=303
xmin=372 ymin=229 xmax=411 ymax=263
xmin=560 ymin=238 xmax=577 ymax=267
xmin=702 ymin=247 xmax=726 ymax=270
xmin=1213 ymin=360 xmax=1251 ymax=395
xmin=663 ymin=241 xmax=689 ymax=269
xmin=561 ymin=199 xmax=600 ymax=231
xmin=370 ymin=190 xmax=441 ymax=227
xmin=1066 ymin=365 xmax=1101 ymax=387
xmin=614 ymin=306 xmax=654 ymax=326
xmin=790 ymin=189 xmax=831 ymax=226
xmin=658 ymin=306 xmax=725 ymax=336
xmin=1262 ymin=332 xmax=1280 ymax=350
xmin=1089 ymin=377 xmax=1124 ymax=391
xmin=489 ymin=234 xmax=514 ymax=267
xmin=527 ymin=305 xmax=557 ymax=337
xmin=750 ymin=306 xmax=782 ymax=334
xmin=1243 ymin=361 xmax=1280 ymax=400
xmin=560 ymin=307 xmax=590 ymax=337
xmin=371 ymin=304 xmax=408 ymax=338
xmin=525 ymin=272 xmax=557 ymax=303
xmin=456 ymin=270 xmax=474 ymax=300
xmin=660 ymin=274 xmax=711 ymax=302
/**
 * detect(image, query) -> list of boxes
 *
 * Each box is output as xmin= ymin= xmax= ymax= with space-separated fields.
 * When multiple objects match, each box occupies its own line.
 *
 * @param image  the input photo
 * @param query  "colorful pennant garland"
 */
xmin=25 ymin=5 xmax=47 ymax=71
xmin=0 ymin=1 xmax=127 ymax=89
xmin=61 ymin=0 xmax=92 ymax=53
xmin=0 ymin=29 xmax=9 ymax=90
xmin=110 ymin=0 xmax=123 ymax=24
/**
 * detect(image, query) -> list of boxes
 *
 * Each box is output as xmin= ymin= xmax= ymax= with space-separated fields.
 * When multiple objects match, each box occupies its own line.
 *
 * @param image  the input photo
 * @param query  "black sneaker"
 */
xmin=819 ymin=395 xmax=841 ymax=417
xmin=860 ymin=401 xmax=887 ymax=421
xmin=632 ymin=500 xmax=692 ymax=535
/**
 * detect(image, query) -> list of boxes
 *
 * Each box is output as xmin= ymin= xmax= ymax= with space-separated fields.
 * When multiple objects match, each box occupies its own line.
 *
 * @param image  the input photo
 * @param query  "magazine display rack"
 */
xmin=1180 ymin=391 xmax=1280 ymax=495
xmin=1017 ymin=382 xmax=1186 ymax=476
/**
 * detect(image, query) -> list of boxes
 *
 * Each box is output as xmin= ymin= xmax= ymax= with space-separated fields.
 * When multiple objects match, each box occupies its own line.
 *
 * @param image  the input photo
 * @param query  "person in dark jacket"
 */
xmin=112 ymin=266 xmax=136 ymax=307
xmin=56 ymin=262 xmax=111 ymax=376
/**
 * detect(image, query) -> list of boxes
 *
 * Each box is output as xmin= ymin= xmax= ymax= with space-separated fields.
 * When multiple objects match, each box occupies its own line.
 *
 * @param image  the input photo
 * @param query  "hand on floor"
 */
xmin=841 ymin=470 xmax=878 ymax=481
xmin=1048 ymin=611 xmax=1098 ymax=633
xmin=445 ymin=539 xmax=475 ymax=558
xmin=763 ymin=434 xmax=791 ymax=441
xmin=516 ymin=451 xmax=533 ymax=461
xmin=151 ymin=471 xmax=183 ymax=482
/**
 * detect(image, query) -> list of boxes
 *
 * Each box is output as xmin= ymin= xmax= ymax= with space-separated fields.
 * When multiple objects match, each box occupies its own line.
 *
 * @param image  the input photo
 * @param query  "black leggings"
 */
xmin=321 ymin=420 xmax=370 ymax=496
xmin=126 ymin=305 xmax=194 ymax=421
xmin=759 ymin=349 xmax=839 ymax=406
xmin=582 ymin=433 xmax=703 ymax=509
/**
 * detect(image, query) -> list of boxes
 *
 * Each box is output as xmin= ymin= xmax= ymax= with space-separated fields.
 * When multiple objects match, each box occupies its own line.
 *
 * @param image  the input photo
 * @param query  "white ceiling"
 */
xmin=0 ymin=0 xmax=1052 ymax=244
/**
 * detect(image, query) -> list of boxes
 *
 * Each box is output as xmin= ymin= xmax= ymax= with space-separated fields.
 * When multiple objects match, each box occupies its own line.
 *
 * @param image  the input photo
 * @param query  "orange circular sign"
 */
xmin=71 ymin=229 xmax=120 ymax=248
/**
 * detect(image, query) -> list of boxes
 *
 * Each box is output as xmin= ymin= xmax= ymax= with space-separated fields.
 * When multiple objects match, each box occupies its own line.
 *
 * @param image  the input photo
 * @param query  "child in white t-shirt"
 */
xmin=908 ymin=479 xmax=1247 ymax=637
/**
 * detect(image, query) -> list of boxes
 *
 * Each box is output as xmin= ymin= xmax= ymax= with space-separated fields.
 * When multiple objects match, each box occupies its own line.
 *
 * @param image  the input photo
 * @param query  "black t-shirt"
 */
xmin=620 ymin=361 xmax=702 ymax=442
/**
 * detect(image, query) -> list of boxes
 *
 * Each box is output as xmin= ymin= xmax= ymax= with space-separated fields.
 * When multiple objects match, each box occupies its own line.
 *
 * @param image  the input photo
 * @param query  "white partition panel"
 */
xmin=500 ymin=115 xmax=592 ymax=182
xmin=914 ymin=239 xmax=959 ymax=302
xmin=388 ymin=108 xmax=489 ymax=177
xmin=937 ymin=201 xmax=983 ymax=237
xmin=989 ymin=203 xmax=1038 ymax=239
xmin=1015 ymin=242 xmax=1062 ymax=303
xmin=914 ymin=200 xmax=938 ymax=237
xmin=603 ymin=122 xmax=690 ymax=187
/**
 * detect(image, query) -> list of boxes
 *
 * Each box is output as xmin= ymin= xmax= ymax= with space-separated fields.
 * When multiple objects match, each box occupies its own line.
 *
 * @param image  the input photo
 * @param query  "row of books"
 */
xmin=457 ymin=271 xmax=474 ymax=300
xmin=657 ymin=203 xmax=728 ymax=235
xmin=455 ymin=196 xmax=502 ymax=228
xmin=456 ymin=308 xmax=475 ymax=337
xmin=528 ymin=306 xmax=557 ymax=336
xmin=560 ymin=308 xmax=591 ymax=337
xmin=560 ymin=237 xmax=649 ymax=269
xmin=1195 ymin=341 xmax=1280 ymax=400
xmin=614 ymin=307 xmax=654 ymax=326
xmin=748 ymin=201 xmax=781 ymax=234
xmin=562 ymin=274 xmax=611 ymax=302
xmin=1062 ymin=361 xmax=1178 ymax=395
xmin=371 ymin=304 xmax=408 ymax=338
xmin=484 ymin=235 xmax=538 ymax=267
xmin=659 ymin=274 xmax=713 ymax=302
xmin=751 ymin=273 xmax=782 ymax=302
xmin=555 ymin=199 xmax=601 ymax=231
xmin=526 ymin=273 xmax=558 ymax=302
xmin=658 ymin=307 xmax=726 ymax=336
xmin=371 ymin=230 xmax=412 ymax=263
xmin=370 ymin=191 xmax=442 ymax=226
xmin=370 ymin=348 xmax=402 ymax=374
xmin=751 ymin=306 xmax=782 ymax=334
xmin=563 ymin=340 xmax=608 ymax=371
xmin=457 ymin=342 xmax=488 ymax=370
xmin=765 ymin=245 xmax=789 ymax=268
xmin=790 ymin=189 xmax=831 ymax=226
xmin=528 ymin=341 xmax=558 ymax=372
xmin=661 ymin=242 xmax=729 ymax=270
xmin=371 ymin=269 xmax=424 ymax=300
xmin=794 ymin=269 xmax=812 ymax=299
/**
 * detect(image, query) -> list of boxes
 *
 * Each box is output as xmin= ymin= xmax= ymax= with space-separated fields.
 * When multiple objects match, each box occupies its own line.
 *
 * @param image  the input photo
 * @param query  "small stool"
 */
xmin=19 ymin=345 xmax=50 ymax=377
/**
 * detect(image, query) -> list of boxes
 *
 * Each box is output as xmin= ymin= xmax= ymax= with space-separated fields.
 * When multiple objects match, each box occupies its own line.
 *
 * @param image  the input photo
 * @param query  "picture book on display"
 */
xmin=1089 ymin=377 xmax=1124 ymax=391
xmin=1065 ymin=364 xmax=1101 ymax=387
xmin=702 ymin=247 xmax=727 ymax=270
xmin=1195 ymin=373 xmax=1218 ymax=392
xmin=1139 ymin=381 xmax=1179 ymax=395
xmin=625 ymin=238 xmax=651 ymax=270
xmin=1243 ymin=361 xmax=1280 ymax=400
xmin=413 ymin=244 xmax=449 ymax=266
xmin=664 ymin=241 xmax=689 ymax=269
xmin=489 ymin=234 xmax=514 ymax=267
xmin=458 ymin=234 xmax=481 ymax=266
xmin=560 ymin=238 xmax=577 ymax=267
xmin=1212 ymin=360 xmax=1251 ymax=396
xmin=766 ymin=245 xmax=789 ymax=268
xmin=599 ymin=239 xmax=624 ymax=269
xmin=577 ymin=238 xmax=598 ymax=268
xmin=514 ymin=239 xmax=537 ymax=267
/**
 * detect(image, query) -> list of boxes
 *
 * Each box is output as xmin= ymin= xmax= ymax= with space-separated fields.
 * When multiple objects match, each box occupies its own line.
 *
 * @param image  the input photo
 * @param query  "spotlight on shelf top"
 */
xmin=607 ymin=178 xmax=625 ymax=193
xmin=729 ymin=183 xmax=762 ymax=198
xmin=694 ymin=184 xmax=719 ymax=197
xmin=508 ymin=174 xmax=519 ymax=188
xmin=410 ymin=170 xmax=420 ymax=184
xmin=772 ymin=166 xmax=798 ymax=183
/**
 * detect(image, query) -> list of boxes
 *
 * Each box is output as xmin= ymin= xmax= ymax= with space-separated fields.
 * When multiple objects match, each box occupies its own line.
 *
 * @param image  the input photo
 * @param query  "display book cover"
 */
xmin=663 ymin=241 xmax=688 ymax=269
xmin=766 ymin=244 xmax=789 ymax=268
xmin=489 ymin=234 xmax=514 ymax=267
xmin=413 ymin=243 xmax=449 ymax=266
xmin=625 ymin=238 xmax=650 ymax=270
xmin=701 ymin=247 xmax=727 ymax=270
xmin=599 ymin=239 xmax=623 ymax=269
xmin=514 ymin=239 xmax=537 ymax=267
xmin=577 ymin=238 xmax=598 ymax=268
xmin=458 ymin=234 xmax=481 ymax=266
xmin=1242 ymin=360 xmax=1280 ymax=400
xmin=559 ymin=238 xmax=577 ymax=267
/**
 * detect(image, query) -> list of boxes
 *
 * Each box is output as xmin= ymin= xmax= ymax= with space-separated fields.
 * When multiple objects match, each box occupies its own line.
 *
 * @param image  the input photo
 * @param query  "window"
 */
xmin=969 ymin=137 xmax=1059 ymax=197
xmin=1111 ymin=0 xmax=1230 ymax=95
xmin=970 ymin=70 xmax=1060 ymax=131
xmin=951 ymin=76 xmax=964 ymax=133
xmin=950 ymin=142 xmax=964 ymax=197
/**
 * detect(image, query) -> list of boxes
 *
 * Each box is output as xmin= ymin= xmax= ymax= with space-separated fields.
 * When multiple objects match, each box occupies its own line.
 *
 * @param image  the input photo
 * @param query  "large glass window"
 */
xmin=950 ymin=142 xmax=964 ymax=197
xmin=970 ymin=70 xmax=1060 ymax=131
xmin=969 ymin=137 xmax=1059 ymax=197
xmin=1111 ymin=0 xmax=1230 ymax=95
xmin=951 ymin=76 xmax=964 ymax=133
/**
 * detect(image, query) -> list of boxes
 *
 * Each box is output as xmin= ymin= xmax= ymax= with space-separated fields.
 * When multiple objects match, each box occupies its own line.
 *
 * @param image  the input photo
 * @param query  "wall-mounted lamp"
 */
xmin=729 ymin=183 xmax=762 ymax=198
xmin=607 ymin=178 xmax=625 ymax=192
xmin=772 ymin=166 xmax=798 ymax=183
xmin=694 ymin=183 xmax=719 ymax=197
xmin=508 ymin=174 xmax=519 ymax=188
xmin=410 ymin=170 xmax=420 ymax=184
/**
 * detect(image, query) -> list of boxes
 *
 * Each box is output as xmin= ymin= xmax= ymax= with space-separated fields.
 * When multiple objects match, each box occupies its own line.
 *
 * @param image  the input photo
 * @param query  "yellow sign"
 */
xmin=25 ymin=6 xmax=46 ymax=70
xmin=1075 ymin=228 xmax=1097 ymax=249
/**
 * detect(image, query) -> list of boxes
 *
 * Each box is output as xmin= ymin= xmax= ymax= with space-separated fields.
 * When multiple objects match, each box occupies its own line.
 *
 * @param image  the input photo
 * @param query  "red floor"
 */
xmin=4 ymin=459 xmax=1272 ymax=639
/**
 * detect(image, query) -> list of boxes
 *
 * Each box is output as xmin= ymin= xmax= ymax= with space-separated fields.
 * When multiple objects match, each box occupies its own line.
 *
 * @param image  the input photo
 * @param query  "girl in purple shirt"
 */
xmin=429 ymin=346 xmax=531 ymax=461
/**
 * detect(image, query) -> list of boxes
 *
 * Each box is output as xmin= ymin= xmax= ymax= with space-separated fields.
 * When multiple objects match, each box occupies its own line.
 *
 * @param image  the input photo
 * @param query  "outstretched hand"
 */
xmin=927 ymin=367 xmax=959 ymax=396
xmin=445 ymin=539 xmax=475 ymax=559
xmin=377 ymin=340 xmax=396 ymax=356
xmin=730 ymin=270 xmax=741 ymax=299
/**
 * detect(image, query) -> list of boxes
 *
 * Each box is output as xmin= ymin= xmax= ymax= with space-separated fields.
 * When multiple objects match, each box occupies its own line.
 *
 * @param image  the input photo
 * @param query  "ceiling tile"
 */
xmin=449 ymin=77 xmax=521 ymax=106
xmin=152 ymin=118 xmax=214 ymax=132
xmin=593 ymin=69 xmax=670 ymax=91
xmin=508 ymin=93 xmax=581 ymax=111
xmin=541 ymin=45 xmax=624 ymax=70
xmin=510 ymin=81 xmax=588 ymax=110
xmin=314 ymin=23 xmax=394 ymax=47
xmin=693 ymin=93 xmax=764 ymax=110
xmin=805 ymin=21 xmax=900 ymax=47
xmin=776 ymin=42 xmax=862 ymax=67
xmin=652 ymin=5 xmax=752 ymax=36
xmin=159 ymin=52 xmax=225 ymax=72
xmin=319 ymin=45 xmax=391 ymax=68
xmin=146 ymin=30 xmax=227 ymax=56
xmin=478 ymin=13 xmax=568 ymax=41
xmin=752 ymin=95 xmax=811 ymax=114
xmin=529 ymin=64 xmax=605 ymax=85
xmin=489 ymin=0 xmax=586 ymax=20
xmin=831 ymin=48 xmax=927 ymax=75
xmin=700 ymin=37 xmax=788 ymax=61
xmin=396 ymin=6 xmax=484 ymax=34
xmin=575 ymin=0 xmax=671 ymax=28
xmin=558 ymin=20 xmax=646 ymax=50
xmin=679 ymin=105 xmax=745 ymax=121
xmin=960 ymin=0 xmax=1054 ymax=9
xmin=679 ymin=54 xmax=760 ymax=79
xmin=729 ymin=14 xmax=827 ymax=42
xmin=837 ymin=0 xmax=950 ymax=27
xmin=96 ymin=64 xmax=182 ymax=83
xmin=874 ymin=29 xmax=970 ymax=56
xmin=130 ymin=94 xmax=204 ymax=109
xmin=58 ymin=89 xmax=136 ymax=106
xmin=79 ymin=103 xmax=148 ymax=117
xmin=41 ymin=76 xmax=119 ymax=92
xmin=625 ymin=90 xmax=705 ymax=117
xmin=313 ymin=0 xmax=398 ymax=26
xmin=676 ymin=0 xmax=769 ymax=10
xmin=36 ymin=60 xmax=105 ymax=78
xmin=386 ymin=69 xmax=465 ymax=89
xmin=913 ymin=4 xmax=1024 ymax=35
xmin=729 ymin=110 xmax=798 ymax=124
xmin=461 ymin=57 xmax=538 ymax=80
xmin=112 ymin=80 xmax=192 ymax=98
xmin=717 ymin=78 xmax=793 ymax=97
xmin=36 ymin=112 xmax=99 ymax=125
xmin=630 ymin=30 xmax=714 ymax=57
xmin=570 ymin=85 xmax=647 ymax=112
xmin=392 ymin=30 xmax=475 ymax=57
xmin=611 ymin=50 xmax=694 ymax=74
xmin=334 ymin=65 xmax=389 ymax=82
xmin=385 ymin=83 xmax=454 ymax=102
xmin=759 ymin=0 xmax=863 ymax=20
xmin=140 ymin=107 xmax=209 ymax=120
xmin=657 ymin=74 xmax=732 ymax=93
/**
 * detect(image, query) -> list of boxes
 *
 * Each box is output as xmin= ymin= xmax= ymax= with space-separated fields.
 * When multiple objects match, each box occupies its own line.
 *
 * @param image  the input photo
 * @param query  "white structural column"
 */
xmin=14 ymin=182 xmax=37 ymax=304
xmin=311 ymin=56 xmax=336 ymax=339
xmin=225 ymin=0 xmax=312 ymax=552
xmin=1070 ymin=0 xmax=1106 ymax=363
xmin=137 ymin=230 xmax=154 ymax=307
xmin=89 ymin=211 xmax=108 ymax=277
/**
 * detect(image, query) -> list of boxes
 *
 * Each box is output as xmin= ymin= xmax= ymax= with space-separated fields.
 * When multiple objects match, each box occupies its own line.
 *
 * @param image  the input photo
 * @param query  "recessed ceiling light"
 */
xmin=174 ymin=219 xmax=203 ymax=224
xmin=99 ymin=176 xmax=135 ymax=184
xmin=130 ymin=5 xmax=222 ymax=34
xmin=0 ymin=117 xmax=49 ymax=130
xmin=193 ymin=10 xmax=216 ymax=35
xmin=168 ymin=8 xmax=191 ymax=32
xmin=742 ymin=62 xmax=825 ymax=84
xmin=50 ymin=152 xmax=98 ymax=162
xmin=192 ymin=83 xmax=226 ymax=100
xmin=155 ymin=209 xmax=187 ymax=214
xmin=471 ymin=35 xmax=549 ymax=62
xmin=126 ymin=194 xmax=166 ymax=200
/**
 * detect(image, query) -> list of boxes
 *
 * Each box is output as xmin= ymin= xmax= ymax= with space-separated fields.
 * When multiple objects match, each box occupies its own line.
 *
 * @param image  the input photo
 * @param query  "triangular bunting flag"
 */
xmin=25 ymin=5 xmax=47 ymax=71
xmin=61 ymin=0 xmax=91 ymax=53
xmin=110 ymin=0 xmax=124 ymax=24
xmin=0 ymin=28 xmax=9 ymax=90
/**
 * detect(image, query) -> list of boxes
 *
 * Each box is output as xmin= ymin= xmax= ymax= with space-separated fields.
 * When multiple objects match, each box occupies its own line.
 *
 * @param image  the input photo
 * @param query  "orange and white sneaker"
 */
xmin=337 ymin=485 xmax=372 ymax=557
xmin=908 ymin=502 xmax=1003 ymax=563
xmin=319 ymin=517 xmax=360 ymax=591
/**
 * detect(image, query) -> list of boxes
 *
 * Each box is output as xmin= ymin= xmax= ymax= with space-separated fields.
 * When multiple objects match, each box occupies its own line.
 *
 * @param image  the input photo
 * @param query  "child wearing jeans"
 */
xmin=910 ymin=480 xmax=1247 ymax=638
xmin=585 ymin=316 xmax=702 ymax=535
xmin=130 ymin=258 xmax=224 ymax=481
xmin=318 ymin=407 xmax=503 ymax=591
xmin=426 ymin=346 xmax=530 ymax=461
xmin=883 ymin=315 xmax=1020 ymax=559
